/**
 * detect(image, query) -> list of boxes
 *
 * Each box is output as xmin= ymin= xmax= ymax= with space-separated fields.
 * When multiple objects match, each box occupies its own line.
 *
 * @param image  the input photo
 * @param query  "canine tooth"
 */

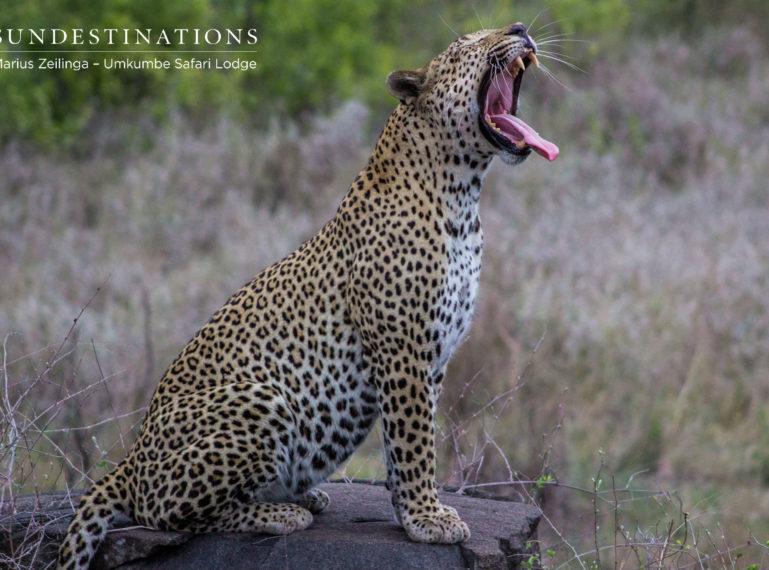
xmin=516 ymin=140 xmax=527 ymax=149
xmin=528 ymin=53 xmax=540 ymax=68
xmin=514 ymin=56 xmax=525 ymax=71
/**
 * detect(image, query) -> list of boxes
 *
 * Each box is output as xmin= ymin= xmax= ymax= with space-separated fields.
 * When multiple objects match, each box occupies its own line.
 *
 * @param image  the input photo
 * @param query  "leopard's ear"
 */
xmin=386 ymin=68 xmax=427 ymax=105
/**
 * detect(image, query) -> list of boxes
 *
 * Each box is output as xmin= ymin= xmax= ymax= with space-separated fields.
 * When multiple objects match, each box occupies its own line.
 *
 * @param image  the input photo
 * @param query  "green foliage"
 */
xmin=632 ymin=0 xmax=769 ymax=36
xmin=1 ymin=0 xmax=767 ymax=146
xmin=536 ymin=473 xmax=554 ymax=488
xmin=1 ymin=0 xmax=214 ymax=144
xmin=543 ymin=0 xmax=768 ymax=40
xmin=246 ymin=0 xmax=414 ymax=114
xmin=520 ymin=553 xmax=540 ymax=569
xmin=0 ymin=0 xmax=420 ymax=145
xmin=2 ymin=0 xmax=632 ymax=146
xmin=544 ymin=0 xmax=630 ymax=36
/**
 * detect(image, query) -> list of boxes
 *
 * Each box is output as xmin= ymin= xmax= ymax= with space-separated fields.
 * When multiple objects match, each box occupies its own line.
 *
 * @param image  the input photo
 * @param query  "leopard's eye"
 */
xmin=457 ymin=30 xmax=488 ymax=45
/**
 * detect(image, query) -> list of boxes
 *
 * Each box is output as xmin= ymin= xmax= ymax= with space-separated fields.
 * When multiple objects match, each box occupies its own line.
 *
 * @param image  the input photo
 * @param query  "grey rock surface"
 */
xmin=1 ymin=481 xmax=540 ymax=569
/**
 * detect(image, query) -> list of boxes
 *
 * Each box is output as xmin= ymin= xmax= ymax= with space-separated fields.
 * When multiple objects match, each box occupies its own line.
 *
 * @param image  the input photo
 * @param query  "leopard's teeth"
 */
xmin=516 ymin=139 xmax=527 ymax=149
xmin=513 ymin=56 xmax=525 ymax=71
xmin=528 ymin=53 xmax=540 ymax=68
xmin=486 ymin=118 xmax=504 ymax=134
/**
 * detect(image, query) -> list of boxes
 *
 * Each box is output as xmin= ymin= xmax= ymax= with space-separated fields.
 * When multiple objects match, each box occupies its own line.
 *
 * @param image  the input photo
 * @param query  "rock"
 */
xmin=0 ymin=481 xmax=540 ymax=569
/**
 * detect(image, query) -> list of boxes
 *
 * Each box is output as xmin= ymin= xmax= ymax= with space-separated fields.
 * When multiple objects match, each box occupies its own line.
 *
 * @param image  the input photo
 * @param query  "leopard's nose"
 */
xmin=506 ymin=23 xmax=535 ymax=51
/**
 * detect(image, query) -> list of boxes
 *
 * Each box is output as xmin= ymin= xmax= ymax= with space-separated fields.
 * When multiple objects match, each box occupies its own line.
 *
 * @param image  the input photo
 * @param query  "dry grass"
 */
xmin=2 ymin=28 xmax=769 ymax=567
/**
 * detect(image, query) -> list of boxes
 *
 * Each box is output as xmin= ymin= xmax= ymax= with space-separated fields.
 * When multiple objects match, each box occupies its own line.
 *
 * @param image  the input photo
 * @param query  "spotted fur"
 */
xmin=57 ymin=24 xmax=541 ymax=569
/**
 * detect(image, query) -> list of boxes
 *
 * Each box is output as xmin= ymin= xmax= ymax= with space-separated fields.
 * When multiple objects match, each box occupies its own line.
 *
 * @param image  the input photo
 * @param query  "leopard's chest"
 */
xmin=431 ymin=219 xmax=483 ymax=375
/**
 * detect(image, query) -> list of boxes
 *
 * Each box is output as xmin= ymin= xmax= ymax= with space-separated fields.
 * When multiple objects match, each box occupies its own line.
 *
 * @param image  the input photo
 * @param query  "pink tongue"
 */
xmin=490 ymin=113 xmax=559 ymax=161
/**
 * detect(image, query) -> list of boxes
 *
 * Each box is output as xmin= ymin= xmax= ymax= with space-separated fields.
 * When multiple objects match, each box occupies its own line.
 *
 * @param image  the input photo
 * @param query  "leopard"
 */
xmin=57 ymin=22 xmax=558 ymax=569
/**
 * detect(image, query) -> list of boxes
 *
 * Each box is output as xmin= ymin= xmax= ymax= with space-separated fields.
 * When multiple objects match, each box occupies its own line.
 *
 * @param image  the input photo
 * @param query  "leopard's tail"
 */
xmin=56 ymin=463 xmax=130 ymax=570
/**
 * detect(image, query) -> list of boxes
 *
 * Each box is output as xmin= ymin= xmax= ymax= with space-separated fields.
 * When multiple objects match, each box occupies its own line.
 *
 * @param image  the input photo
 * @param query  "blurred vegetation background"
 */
xmin=2 ymin=0 xmax=767 ymax=144
xmin=2 ymin=0 xmax=769 ymax=566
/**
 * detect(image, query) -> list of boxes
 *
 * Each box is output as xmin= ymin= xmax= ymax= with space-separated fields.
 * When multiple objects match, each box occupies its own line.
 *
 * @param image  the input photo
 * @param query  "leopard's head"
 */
xmin=387 ymin=23 xmax=558 ymax=166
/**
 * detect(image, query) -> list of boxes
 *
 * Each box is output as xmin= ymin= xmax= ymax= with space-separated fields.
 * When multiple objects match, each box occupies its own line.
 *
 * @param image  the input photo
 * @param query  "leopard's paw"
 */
xmin=402 ymin=504 xmax=470 ymax=544
xmin=256 ymin=504 xmax=313 ymax=535
xmin=298 ymin=488 xmax=330 ymax=514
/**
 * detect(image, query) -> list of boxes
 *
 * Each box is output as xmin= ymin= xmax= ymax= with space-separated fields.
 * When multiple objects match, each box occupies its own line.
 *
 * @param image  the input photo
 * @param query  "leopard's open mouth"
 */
xmin=478 ymin=51 xmax=559 ymax=161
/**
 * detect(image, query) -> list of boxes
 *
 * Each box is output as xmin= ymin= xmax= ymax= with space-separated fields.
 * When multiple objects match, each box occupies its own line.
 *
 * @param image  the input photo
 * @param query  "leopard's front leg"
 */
xmin=376 ymin=359 xmax=470 ymax=544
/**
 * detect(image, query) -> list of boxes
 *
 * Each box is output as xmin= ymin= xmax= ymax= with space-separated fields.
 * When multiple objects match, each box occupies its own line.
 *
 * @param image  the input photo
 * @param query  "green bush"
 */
xmin=545 ymin=0 xmax=630 ymax=36
xmin=0 ymin=0 xmax=415 ymax=145
xmin=1 ymin=0 xmax=766 ymax=146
